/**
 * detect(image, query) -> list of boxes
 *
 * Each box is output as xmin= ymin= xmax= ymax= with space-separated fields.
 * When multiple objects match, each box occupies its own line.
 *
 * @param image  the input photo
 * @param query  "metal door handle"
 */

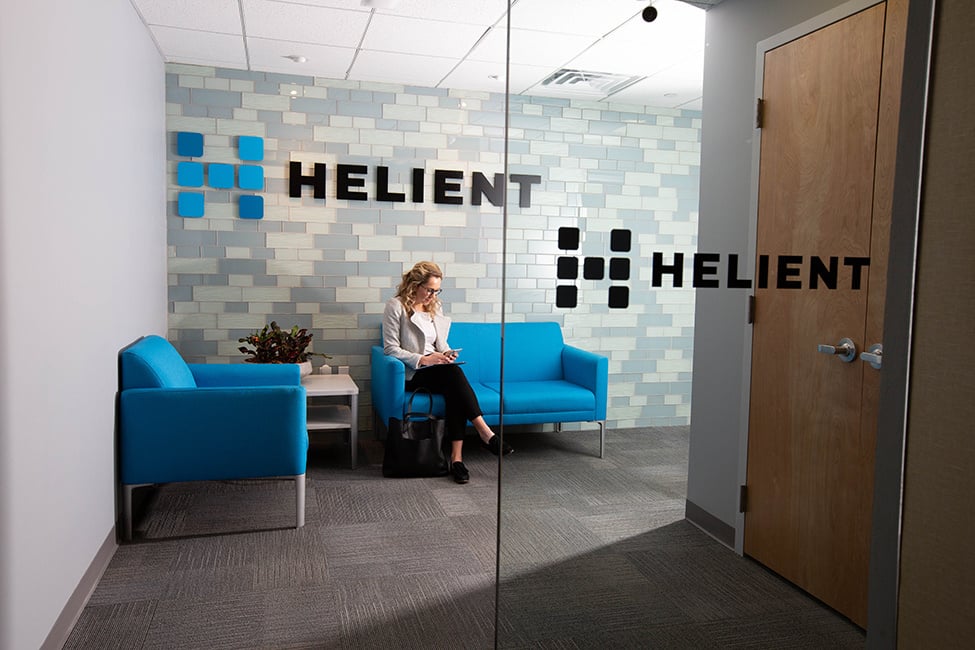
xmin=860 ymin=343 xmax=883 ymax=370
xmin=817 ymin=337 xmax=857 ymax=362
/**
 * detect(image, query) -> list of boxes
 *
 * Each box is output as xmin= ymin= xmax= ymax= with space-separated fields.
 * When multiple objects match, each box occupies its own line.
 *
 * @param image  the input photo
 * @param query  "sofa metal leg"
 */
xmin=598 ymin=421 xmax=606 ymax=459
xmin=296 ymin=474 xmax=306 ymax=528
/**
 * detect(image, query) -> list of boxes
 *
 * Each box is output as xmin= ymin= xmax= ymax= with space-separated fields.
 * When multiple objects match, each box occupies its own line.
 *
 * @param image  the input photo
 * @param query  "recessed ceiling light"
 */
xmin=284 ymin=55 xmax=307 ymax=64
xmin=361 ymin=0 xmax=401 ymax=8
xmin=664 ymin=92 xmax=678 ymax=97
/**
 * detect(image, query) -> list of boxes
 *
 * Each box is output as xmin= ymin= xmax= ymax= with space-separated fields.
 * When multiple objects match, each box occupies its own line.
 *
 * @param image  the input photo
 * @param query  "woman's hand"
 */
xmin=422 ymin=352 xmax=452 ymax=366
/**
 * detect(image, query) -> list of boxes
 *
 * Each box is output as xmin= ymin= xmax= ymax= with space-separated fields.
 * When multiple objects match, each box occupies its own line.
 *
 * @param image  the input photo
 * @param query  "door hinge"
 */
xmin=747 ymin=294 xmax=756 ymax=324
xmin=739 ymin=485 xmax=748 ymax=513
xmin=755 ymin=97 xmax=764 ymax=129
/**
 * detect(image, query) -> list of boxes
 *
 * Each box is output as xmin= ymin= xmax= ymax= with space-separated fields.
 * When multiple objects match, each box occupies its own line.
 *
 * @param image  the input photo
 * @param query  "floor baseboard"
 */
xmin=685 ymin=498 xmax=736 ymax=549
xmin=41 ymin=527 xmax=117 ymax=650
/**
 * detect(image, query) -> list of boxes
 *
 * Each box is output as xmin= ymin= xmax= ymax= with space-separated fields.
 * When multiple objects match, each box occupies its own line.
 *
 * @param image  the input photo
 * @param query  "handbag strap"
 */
xmin=405 ymin=387 xmax=435 ymax=418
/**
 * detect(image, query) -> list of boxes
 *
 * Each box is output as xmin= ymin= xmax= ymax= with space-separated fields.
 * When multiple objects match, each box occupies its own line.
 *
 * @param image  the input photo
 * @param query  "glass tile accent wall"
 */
xmin=165 ymin=63 xmax=700 ymax=432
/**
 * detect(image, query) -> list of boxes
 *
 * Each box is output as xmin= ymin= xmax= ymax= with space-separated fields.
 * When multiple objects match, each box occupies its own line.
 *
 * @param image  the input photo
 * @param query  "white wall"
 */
xmin=0 ymin=0 xmax=167 ymax=647
xmin=687 ymin=0 xmax=853 ymax=533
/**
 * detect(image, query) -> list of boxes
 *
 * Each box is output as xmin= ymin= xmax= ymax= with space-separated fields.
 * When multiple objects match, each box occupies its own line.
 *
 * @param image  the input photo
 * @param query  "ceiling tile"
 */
xmin=509 ymin=0 xmax=641 ymax=36
xmin=441 ymin=59 xmax=553 ymax=96
xmin=152 ymin=26 xmax=248 ymax=67
xmin=374 ymin=0 xmax=508 ymax=25
xmin=349 ymin=50 xmax=459 ymax=86
xmin=133 ymin=0 xmax=243 ymax=33
xmin=597 ymin=0 xmax=705 ymax=45
xmin=361 ymin=14 xmax=489 ymax=58
xmin=270 ymin=0 xmax=367 ymax=10
xmin=468 ymin=26 xmax=599 ymax=67
xmin=610 ymin=49 xmax=705 ymax=108
xmin=247 ymin=37 xmax=356 ymax=78
xmin=241 ymin=0 xmax=370 ymax=47
xmin=566 ymin=8 xmax=704 ymax=78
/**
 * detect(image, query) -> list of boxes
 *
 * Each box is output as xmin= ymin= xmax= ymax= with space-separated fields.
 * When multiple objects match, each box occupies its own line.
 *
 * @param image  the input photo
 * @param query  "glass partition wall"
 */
xmin=159 ymin=1 xmax=700 ymax=646
xmin=495 ymin=1 xmax=702 ymax=645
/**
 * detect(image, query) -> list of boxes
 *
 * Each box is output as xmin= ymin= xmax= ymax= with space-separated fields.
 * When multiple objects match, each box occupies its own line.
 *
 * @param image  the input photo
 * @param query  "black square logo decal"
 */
xmin=608 ymin=286 xmax=629 ymax=308
xmin=583 ymin=257 xmax=605 ymax=280
xmin=558 ymin=227 xmax=580 ymax=250
xmin=610 ymin=229 xmax=631 ymax=252
xmin=556 ymin=285 xmax=578 ymax=308
xmin=609 ymin=257 xmax=630 ymax=280
xmin=557 ymin=256 xmax=579 ymax=279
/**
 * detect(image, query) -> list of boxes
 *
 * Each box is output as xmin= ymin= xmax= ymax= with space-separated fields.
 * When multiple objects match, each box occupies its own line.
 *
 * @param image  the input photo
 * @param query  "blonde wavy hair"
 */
xmin=395 ymin=261 xmax=443 ymax=316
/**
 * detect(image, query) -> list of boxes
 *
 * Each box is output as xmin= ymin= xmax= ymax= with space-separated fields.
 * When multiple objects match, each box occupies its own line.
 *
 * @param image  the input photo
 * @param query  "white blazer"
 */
xmin=382 ymin=297 xmax=452 ymax=381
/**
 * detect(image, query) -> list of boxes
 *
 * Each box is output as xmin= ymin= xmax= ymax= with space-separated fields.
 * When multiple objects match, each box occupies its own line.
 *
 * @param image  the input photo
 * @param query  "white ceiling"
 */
xmin=132 ymin=0 xmax=709 ymax=110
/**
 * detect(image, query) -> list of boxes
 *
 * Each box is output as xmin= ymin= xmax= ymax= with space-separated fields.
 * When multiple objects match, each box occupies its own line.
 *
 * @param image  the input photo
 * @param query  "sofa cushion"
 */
xmin=468 ymin=382 xmax=501 ymax=416
xmin=484 ymin=379 xmax=596 ymax=414
xmin=449 ymin=322 xmax=566 ymax=383
xmin=501 ymin=322 xmax=565 ymax=382
xmin=447 ymin=322 xmax=500 ymax=384
xmin=120 ymin=335 xmax=196 ymax=389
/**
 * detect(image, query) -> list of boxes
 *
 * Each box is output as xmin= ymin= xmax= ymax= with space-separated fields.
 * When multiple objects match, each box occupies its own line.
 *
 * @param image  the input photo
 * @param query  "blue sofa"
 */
xmin=371 ymin=321 xmax=609 ymax=456
xmin=118 ymin=335 xmax=308 ymax=540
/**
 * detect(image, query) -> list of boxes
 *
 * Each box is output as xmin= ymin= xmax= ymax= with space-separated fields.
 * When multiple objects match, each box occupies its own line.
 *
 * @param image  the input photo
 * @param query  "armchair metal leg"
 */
xmin=296 ymin=474 xmax=305 ymax=528
xmin=122 ymin=483 xmax=151 ymax=541
xmin=123 ymin=484 xmax=134 ymax=541
xmin=598 ymin=421 xmax=606 ymax=459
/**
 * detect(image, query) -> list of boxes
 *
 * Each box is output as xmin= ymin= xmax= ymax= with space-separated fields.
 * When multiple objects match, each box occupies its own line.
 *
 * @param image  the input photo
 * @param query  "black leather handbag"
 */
xmin=382 ymin=388 xmax=448 ymax=478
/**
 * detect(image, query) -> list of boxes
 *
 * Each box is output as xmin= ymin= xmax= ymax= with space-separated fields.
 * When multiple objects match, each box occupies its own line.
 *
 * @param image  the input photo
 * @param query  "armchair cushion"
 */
xmin=120 ymin=334 xmax=196 ymax=389
xmin=190 ymin=362 xmax=300 ymax=387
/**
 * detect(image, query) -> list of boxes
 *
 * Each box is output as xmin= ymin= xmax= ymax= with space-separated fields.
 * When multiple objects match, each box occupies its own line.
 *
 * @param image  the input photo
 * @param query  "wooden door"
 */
xmin=744 ymin=1 xmax=905 ymax=627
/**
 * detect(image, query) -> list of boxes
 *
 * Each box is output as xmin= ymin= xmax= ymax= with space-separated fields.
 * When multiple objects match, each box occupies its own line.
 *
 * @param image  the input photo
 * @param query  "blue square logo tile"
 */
xmin=238 ymin=165 xmax=264 ymax=190
xmin=208 ymin=163 xmax=234 ymax=189
xmin=177 ymin=131 xmax=204 ymax=157
xmin=176 ymin=161 xmax=204 ymax=187
xmin=178 ymin=192 xmax=205 ymax=218
xmin=238 ymin=136 xmax=264 ymax=161
xmin=239 ymin=195 xmax=264 ymax=219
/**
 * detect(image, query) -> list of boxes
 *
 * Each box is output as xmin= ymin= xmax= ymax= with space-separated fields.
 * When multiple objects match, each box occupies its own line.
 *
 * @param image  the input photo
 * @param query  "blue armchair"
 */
xmin=118 ymin=335 xmax=308 ymax=540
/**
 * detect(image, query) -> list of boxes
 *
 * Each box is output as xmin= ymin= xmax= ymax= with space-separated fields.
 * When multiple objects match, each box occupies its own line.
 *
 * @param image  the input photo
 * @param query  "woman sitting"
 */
xmin=383 ymin=261 xmax=513 ymax=484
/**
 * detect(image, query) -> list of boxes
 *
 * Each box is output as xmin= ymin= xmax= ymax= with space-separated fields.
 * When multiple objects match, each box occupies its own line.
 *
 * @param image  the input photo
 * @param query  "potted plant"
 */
xmin=238 ymin=321 xmax=330 ymax=376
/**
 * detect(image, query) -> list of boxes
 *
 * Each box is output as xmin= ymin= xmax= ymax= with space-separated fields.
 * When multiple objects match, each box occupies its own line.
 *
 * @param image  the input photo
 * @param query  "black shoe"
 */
xmin=482 ymin=435 xmax=513 ymax=456
xmin=450 ymin=461 xmax=470 ymax=484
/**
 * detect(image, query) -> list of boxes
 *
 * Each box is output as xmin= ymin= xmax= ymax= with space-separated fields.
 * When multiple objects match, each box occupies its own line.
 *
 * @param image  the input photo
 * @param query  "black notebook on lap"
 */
xmin=416 ymin=362 xmax=466 ymax=370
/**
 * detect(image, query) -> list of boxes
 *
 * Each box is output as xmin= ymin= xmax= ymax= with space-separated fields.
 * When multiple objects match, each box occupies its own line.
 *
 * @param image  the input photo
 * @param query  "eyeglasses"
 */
xmin=420 ymin=286 xmax=442 ymax=296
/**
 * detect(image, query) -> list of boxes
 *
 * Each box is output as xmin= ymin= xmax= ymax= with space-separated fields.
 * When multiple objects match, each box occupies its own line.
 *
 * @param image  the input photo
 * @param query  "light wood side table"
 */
xmin=301 ymin=373 xmax=359 ymax=468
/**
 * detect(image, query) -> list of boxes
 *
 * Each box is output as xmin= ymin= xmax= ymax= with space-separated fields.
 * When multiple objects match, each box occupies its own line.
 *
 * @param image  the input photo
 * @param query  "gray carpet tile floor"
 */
xmin=64 ymin=426 xmax=865 ymax=649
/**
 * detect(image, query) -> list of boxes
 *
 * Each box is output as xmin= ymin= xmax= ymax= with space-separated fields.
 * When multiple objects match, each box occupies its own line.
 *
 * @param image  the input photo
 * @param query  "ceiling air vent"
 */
xmin=536 ymin=68 xmax=644 ymax=99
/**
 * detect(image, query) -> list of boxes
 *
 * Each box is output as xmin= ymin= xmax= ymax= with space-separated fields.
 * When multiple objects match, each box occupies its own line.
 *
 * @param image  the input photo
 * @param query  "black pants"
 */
xmin=405 ymin=364 xmax=483 ymax=441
